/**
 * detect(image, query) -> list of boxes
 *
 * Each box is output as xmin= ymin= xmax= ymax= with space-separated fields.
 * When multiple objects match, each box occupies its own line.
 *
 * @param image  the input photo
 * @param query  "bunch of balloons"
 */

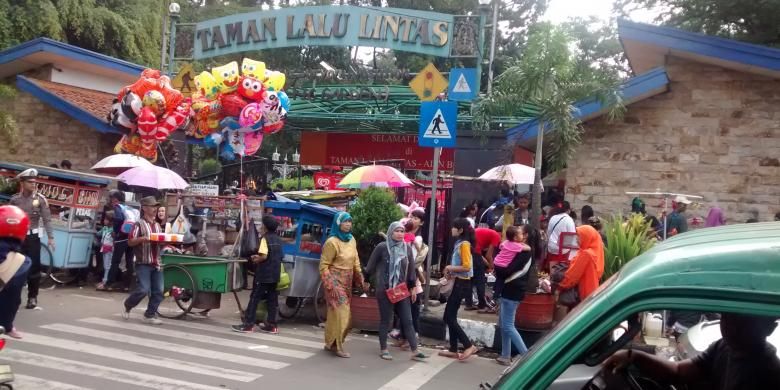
xmin=107 ymin=69 xmax=191 ymax=161
xmin=189 ymin=58 xmax=290 ymax=160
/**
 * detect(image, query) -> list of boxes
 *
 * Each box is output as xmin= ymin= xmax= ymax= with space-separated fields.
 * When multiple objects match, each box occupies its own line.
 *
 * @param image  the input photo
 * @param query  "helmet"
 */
xmin=0 ymin=205 xmax=30 ymax=242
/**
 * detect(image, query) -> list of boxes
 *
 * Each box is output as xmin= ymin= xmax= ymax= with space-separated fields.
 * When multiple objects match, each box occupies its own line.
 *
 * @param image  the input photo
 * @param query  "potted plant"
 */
xmin=347 ymin=187 xmax=403 ymax=331
xmin=603 ymin=213 xmax=656 ymax=280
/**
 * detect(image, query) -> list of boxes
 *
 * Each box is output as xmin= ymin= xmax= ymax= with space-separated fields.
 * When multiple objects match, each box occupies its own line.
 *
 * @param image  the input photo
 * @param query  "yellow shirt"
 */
xmin=319 ymin=236 xmax=361 ymax=274
xmin=258 ymin=237 xmax=268 ymax=256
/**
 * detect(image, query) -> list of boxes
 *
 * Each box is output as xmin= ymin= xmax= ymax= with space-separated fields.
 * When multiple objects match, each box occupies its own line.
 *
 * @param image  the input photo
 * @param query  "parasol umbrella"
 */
xmin=116 ymin=165 xmax=189 ymax=190
xmin=479 ymin=163 xmax=536 ymax=185
xmin=91 ymin=154 xmax=153 ymax=174
xmin=337 ymin=165 xmax=413 ymax=189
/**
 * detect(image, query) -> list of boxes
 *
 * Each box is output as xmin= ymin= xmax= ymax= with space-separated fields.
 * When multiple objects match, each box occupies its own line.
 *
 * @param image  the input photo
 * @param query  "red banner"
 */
xmin=301 ymin=132 xmax=454 ymax=172
xmin=401 ymin=180 xmax=451 ymax=213
xmin=313 ymin=172 xmax=345 ymax=190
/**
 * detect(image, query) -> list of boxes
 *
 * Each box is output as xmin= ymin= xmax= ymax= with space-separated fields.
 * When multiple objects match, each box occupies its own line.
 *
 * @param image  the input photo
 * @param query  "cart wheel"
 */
xmin=158 ymin=264 xmax=198 ymax=319
xmin=314 ymin=281 xmax=327 ymax=324
xmin=40 ymin=243 xmax=76 ymax=286
xmin=278 ymin=296 xmax=303 ymax=319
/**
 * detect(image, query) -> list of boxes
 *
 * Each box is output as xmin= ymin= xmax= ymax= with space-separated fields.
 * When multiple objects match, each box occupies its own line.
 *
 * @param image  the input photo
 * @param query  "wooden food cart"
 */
xmin=0 ymin=161 xmax=112 ymax=284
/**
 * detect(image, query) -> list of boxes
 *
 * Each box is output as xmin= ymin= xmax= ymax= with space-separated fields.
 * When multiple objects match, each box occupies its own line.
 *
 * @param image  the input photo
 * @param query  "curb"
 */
xmin=420 ymin=311 xmax=548 ymax=351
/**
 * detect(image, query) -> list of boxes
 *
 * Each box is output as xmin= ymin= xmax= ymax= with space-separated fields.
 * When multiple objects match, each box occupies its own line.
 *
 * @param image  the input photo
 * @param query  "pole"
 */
xmin=422 ymin=147 xmax=442 ymax=310
xmin=167 ymin=15 xmax=178 ymax=77
xmin=474 ymin=8 xmax=488 ymax=95
xmin=486 ymin=0 xmax=499 ymax=95
xmin=531 ymin=122 xmax=544 ymax=229
xmin=160 ymin=4 xmax=168 ymax=70
xmin=297 ymin=162 xmax=302 ymax=190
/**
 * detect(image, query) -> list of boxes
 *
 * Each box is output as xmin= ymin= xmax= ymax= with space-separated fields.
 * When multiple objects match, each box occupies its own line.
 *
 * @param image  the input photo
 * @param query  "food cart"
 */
xmin=0 ymin=161 xmax=112 ymax=283
xmin=265 ymin=197 xmax=338 ymax=320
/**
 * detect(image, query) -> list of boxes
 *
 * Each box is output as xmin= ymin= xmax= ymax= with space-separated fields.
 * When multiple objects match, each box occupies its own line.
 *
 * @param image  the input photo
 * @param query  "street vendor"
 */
xmin=10 ymin=168 xmax=54 ymax=310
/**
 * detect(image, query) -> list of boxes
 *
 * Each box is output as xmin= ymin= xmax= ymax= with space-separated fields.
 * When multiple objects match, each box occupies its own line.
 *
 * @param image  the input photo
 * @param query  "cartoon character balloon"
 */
xmin=187 ymin=58 xmax=290 ymax=159
xmin=107 ymin=68 xmax=188 ymax=161
xmin=211 ymin=62 xmax=239 ymax=94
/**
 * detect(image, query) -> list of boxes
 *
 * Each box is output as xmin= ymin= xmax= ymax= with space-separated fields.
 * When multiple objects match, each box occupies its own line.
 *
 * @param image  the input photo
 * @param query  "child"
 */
xmin=96 ymin=211 xmax=114 ymax=291
xmin=492 ymin=226 xmax=530 ymax=299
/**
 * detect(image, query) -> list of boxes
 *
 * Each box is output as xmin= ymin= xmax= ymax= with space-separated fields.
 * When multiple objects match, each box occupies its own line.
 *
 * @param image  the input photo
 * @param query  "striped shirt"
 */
xmin=130 ymin=219 xmax=162 ymax=266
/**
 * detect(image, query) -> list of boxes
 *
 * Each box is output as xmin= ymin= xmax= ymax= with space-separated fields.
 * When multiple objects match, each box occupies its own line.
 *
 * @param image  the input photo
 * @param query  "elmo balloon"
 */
xmin=238 ymin=76 xmax=265 ymax=101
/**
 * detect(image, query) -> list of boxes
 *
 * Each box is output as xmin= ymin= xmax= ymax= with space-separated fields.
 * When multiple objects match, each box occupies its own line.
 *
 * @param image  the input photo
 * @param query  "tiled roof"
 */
xmin=27 ymin=78 xmax=114 ymax=120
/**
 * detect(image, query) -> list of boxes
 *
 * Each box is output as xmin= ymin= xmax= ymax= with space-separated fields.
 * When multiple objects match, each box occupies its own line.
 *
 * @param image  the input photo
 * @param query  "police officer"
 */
xmin=10 ymin=168 xmax=54 ymax=309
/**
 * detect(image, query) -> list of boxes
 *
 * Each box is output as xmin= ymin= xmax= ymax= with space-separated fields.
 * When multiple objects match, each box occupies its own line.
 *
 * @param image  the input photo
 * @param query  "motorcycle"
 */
xmin=0 ymin=326 xmax=13 ymax=390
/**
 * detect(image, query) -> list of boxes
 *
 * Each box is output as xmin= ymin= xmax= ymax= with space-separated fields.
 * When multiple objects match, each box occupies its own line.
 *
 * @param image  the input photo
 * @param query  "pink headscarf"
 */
xmin=705 ymin=207 xmax=725 ymax=227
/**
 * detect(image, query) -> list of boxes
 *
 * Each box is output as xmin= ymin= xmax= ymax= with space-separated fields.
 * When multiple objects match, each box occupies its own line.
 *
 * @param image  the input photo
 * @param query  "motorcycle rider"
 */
xmin=0 ymin=205 xmax=32 ymax=339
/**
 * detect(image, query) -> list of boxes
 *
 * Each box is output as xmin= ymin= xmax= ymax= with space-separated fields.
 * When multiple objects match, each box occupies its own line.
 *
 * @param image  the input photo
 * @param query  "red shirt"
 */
xmin=474 ymin=228 xmax=500 ymax=253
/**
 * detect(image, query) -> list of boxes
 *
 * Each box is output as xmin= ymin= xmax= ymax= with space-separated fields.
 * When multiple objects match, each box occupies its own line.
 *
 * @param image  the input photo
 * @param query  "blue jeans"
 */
xmin=101 ymin=252 xmax=112 ymax=283
xmin=124 ymin=264 xmax=164 ymax=318
xmin=499 ymin=298 xmax=528 ymax=359
xmin=0 ymin=256 xmax=31 ymax=331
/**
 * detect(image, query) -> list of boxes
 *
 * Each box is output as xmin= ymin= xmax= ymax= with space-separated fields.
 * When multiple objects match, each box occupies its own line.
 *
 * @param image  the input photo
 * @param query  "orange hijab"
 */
xmin=560 ymin=225 xmax=605 ymax=301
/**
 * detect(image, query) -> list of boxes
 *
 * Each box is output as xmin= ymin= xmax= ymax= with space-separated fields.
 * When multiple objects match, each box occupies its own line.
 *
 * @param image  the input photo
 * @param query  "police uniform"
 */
xmin=10 ymin=169 xmax=53 ymax=308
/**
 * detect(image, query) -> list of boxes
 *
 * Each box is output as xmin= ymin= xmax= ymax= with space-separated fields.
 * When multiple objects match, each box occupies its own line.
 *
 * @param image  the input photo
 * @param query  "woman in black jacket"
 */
xmin=365 ymin=221 xmax=428 ymax=362
xmin=494 ymin=225 xmax=540 ymax=366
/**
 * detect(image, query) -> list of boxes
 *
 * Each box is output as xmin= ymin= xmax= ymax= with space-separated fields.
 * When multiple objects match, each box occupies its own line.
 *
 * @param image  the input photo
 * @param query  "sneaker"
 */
xmin=25 ymin=298 xmax=37 ymax=309
xmin=143 ymin=316 xmax=163 ymax=325
xmin=411 ymin=352 xmax=428 ymax=361
xmin=121 ymin=307 xmax=130 ymax=320
xmin=232 ymin=324 xmax=255 ymax=333
xmin=258 ymin=324 xmax=278 ymax=334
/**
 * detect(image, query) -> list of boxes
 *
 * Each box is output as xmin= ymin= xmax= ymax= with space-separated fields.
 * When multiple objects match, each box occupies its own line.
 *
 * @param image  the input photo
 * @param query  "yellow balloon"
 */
xmin=263 ymin=71 xmax=286 ymax=91
xmin=194 ymin=72 xmax=219 ymax=99
xmin=241 ymin=58 xmax=266 ymax=80
xmin=211 ymin=62 xmax=240 ymax=94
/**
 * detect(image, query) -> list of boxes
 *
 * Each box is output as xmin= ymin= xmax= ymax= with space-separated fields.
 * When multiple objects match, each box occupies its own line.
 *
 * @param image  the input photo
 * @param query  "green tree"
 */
xmin=349 ymin=186 xmax=403 ymax=265
xmin=0 ymin=0 xmax=163 ymax=66
xmin=616 ymin=0 xmax=780 ymax=47
xmin=0 ymin=84 xmax=19 ymax=153
xmin=473 ymin=23 xmax=624 ymax=228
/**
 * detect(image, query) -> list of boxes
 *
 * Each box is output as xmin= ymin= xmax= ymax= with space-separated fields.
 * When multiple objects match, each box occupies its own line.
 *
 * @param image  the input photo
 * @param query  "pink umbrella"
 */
xmin=116 ymin=165 xmax=189 ymax=190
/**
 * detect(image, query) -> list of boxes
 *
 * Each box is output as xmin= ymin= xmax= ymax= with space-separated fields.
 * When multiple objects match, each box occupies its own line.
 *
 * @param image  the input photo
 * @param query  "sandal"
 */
xmin=380 ymin=351 xmax=393 ymax=360
xmin=335 ymin=350 xmax=351 ymax=358
xmin=458 ymin=346 xmax=478 ymax=361
xmin=411 ymin=352 xmax=428 ymax=362
xmin=438 ymin=350 xmax=458 ymax=358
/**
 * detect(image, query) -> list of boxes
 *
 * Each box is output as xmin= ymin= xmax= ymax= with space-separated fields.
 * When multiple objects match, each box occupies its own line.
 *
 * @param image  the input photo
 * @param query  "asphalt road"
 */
xmin=1 ymin=286 xmax=506 ymax=390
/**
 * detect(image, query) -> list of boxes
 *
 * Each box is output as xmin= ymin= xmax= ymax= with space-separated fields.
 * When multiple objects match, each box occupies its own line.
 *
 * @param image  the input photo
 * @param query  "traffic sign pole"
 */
xmin=422 ymin=146 xmax=441 ymax=311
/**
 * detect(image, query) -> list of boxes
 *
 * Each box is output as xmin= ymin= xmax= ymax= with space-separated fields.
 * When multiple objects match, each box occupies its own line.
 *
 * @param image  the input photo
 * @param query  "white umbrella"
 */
xmin=116 ymin=165 xmax=189 ymax=190
xmin=479 ymin=163 xmax=536 ymax=185
xmin=91 ymin=154 xmax=153 ymax=174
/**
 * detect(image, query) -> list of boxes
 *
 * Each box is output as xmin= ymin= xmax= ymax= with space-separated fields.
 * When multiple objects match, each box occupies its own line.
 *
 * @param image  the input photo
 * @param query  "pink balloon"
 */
xmin=244 ymin=131 xmax=264 ymax=155
xmin=239 ymin=102 xmax=263 ymax=128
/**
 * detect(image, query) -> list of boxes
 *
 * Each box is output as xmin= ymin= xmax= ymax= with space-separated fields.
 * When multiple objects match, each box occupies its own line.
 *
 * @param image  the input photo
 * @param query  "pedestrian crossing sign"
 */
xmin=419 ymin=101 xmax=457 ymax=148
xmin=447 ymin=68 xmax=477 ymax=101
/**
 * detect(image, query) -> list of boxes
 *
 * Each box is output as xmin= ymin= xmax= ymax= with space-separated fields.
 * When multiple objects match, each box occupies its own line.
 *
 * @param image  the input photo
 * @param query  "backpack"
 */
xmin=119 ymin=204 xmax=140 ymax=234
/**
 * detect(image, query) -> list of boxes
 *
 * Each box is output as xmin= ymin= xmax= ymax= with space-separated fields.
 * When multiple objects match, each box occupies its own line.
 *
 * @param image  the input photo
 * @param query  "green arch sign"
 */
xmin=194 ymin=5 xmax=456 ymax=59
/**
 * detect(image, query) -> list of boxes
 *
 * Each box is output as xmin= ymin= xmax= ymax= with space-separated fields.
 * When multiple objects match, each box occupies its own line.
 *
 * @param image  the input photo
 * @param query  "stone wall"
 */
xmin=565 ymin=56 xmax=780 ymax=224
xmin=0 ymin=90 xmax=118 ymax=171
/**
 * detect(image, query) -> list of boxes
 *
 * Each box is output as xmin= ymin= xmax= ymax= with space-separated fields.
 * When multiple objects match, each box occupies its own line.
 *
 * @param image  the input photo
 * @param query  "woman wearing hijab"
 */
xmin=365 ymin=221 xmax=428 ymax=361
xmin=319 ymin=212 xmax=365 ymax=358
xmin=558 ymin=225 xmax=605 ymax=304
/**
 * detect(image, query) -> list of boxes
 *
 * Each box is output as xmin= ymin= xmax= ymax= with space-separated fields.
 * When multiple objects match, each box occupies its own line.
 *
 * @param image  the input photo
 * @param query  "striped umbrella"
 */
xmin=336 ymin=165 xmax=413 ymax=189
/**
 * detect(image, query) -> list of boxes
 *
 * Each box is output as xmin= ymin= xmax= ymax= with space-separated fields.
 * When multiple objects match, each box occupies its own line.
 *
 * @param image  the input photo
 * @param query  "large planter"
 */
xmin=516 ymin=293 xmax=555 ymax=330
xmin=350 ymin=295 xmax=381 ymax=332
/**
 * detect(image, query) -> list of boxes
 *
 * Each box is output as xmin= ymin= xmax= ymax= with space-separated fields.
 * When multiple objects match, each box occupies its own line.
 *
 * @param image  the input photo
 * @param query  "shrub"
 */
xmin=349 ymin=187 xmax=403 ymax=267
xmin=198 ymin=158 xmax=222 ymax=176
xmin=270 ymin=176 xmax=314 ymax=191
xmin=603 ymin=213 xmax=656 ymax=280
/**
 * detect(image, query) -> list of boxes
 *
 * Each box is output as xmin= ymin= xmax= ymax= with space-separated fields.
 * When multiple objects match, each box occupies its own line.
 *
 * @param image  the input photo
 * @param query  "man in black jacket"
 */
xmin=233 ymin=216 xmax=283 ymax=334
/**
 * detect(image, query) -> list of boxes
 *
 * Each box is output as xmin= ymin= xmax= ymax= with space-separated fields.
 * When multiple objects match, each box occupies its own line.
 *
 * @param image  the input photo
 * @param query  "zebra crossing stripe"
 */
xmin=12 ymin=332 xmax=260 ymax=382
xmin=150 ymin=316 xmax=325 ymax=349
xmin=0 ymin=349 xmax=228 ymax=390
xmin=79 ymin=317 xmax=314 ymax=359
xmin=40 ymin=323 xmax=288 ymax=370
xmin=10 ymin=374 xmax=94 ymax=390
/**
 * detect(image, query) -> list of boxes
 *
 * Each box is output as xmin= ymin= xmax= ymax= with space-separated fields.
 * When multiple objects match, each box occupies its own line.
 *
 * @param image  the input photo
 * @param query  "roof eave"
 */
xmin=505 ymin=67 xmax=670 ymax=147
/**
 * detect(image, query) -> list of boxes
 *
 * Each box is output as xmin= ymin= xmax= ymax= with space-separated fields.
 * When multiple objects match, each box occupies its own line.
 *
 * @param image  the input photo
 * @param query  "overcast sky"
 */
xmin=543 ymin=0 xmax=660 ymax=23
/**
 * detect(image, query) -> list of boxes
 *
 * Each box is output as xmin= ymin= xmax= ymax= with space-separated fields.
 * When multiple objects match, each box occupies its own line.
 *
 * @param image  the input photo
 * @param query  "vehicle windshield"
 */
xmin=495 ymin=272 xmax=622 ymax=379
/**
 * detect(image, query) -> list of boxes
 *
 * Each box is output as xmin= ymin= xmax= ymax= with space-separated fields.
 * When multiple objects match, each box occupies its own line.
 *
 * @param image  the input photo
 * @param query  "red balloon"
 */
xmin=136 ymin=107 xmax=158 ymax=140
xmin=220 ymin=93 xmax=249 ymax=117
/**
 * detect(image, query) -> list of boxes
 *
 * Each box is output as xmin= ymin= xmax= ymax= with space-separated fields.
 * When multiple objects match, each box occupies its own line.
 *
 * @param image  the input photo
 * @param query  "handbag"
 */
xmin=438 ymin=277 xmax=454 ymax=298
xmin=277 ymin=266 xmax=291 ymax=291
xmin=558 ymin=287 xmax=580 ymax=307
xmin=385 ymin=283 xmax=411 ymax=304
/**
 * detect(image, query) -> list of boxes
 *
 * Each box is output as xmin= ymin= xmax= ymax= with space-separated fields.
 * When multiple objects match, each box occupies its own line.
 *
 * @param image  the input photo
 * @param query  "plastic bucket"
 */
xmin=516 ymin=293 xmax=555 ymax=330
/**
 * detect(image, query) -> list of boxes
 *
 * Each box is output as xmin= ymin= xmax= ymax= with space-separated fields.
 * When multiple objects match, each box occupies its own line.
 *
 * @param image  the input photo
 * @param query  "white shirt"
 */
xmin=547 ymin=213 xmax=577 ymax=259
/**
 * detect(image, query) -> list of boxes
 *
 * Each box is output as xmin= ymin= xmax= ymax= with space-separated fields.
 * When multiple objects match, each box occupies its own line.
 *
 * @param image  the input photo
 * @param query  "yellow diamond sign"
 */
xmin=409 ymin=63 xmax=448 ymax=101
